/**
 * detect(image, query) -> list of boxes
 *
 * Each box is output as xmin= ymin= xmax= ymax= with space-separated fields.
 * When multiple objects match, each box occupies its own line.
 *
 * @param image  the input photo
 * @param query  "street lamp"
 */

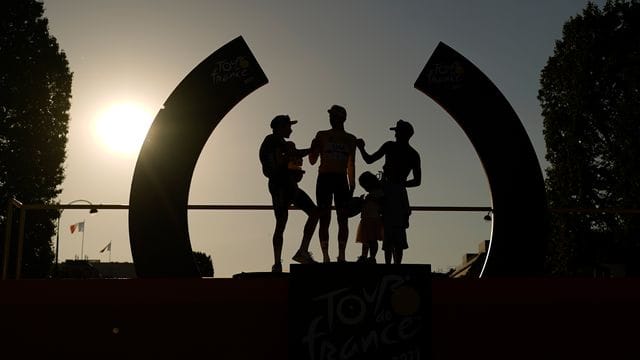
xmin=55 ymin=199 xmax=98 ymax=275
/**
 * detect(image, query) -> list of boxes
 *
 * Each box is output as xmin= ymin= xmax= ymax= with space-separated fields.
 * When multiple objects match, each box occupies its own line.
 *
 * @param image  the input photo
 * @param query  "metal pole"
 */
xmin=2 ymin=201 xmax=15 ymax=280
xmin=81 ymin=220 xmax=85 ymax=260
xmin=54 ymin=210 xmax=62 ymax=277
xmin=15 ymin=208 xmax=26 ymax=279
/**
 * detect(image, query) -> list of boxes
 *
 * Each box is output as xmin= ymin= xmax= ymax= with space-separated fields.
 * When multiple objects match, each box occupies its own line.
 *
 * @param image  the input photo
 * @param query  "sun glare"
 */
xmin=94 ymin=102 xmax=154 ymax=156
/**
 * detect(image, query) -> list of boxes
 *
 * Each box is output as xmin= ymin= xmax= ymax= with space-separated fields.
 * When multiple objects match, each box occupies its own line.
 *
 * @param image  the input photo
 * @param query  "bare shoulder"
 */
xmin=382 ymin=140 xmax=395 ymax=150
xmin=314 ymin=129 xmax=330 ymax=139
xmin=410 ymin=146 xmax=421 ymax=164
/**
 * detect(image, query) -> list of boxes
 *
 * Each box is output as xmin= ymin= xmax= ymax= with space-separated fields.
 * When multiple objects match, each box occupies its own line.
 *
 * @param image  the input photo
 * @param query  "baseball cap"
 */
xmin=327 ymin=105 xmax=347 ymax=118
xmin=270 ymin=115 xmax=298 ymax=129
xmin=390 ymin=120 xmax=414 ymax=136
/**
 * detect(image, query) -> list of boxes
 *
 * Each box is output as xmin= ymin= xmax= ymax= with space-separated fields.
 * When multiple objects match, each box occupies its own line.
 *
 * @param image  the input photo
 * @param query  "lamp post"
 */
xmin=55 ymin=199 xmax=98 ymax=275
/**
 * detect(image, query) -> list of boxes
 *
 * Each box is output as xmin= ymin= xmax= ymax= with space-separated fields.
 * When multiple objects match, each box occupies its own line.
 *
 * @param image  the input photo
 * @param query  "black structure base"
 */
xmin=1 ymin=275 xmax=639 ymax=359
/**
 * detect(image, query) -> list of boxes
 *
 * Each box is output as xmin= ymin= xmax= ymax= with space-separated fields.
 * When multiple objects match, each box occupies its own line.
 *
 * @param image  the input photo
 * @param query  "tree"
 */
xmin=0 ymin=1 xmax=72 ymax=277
xmin=193 ymin=251 xmax=214 ymax=277
xmin=539 ymin=0 xmax=640 ymax=275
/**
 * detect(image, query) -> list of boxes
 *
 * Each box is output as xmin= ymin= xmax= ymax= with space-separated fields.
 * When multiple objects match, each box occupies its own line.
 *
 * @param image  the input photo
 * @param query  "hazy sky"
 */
xmin=40 ymin=0 xmax=604 ymax=277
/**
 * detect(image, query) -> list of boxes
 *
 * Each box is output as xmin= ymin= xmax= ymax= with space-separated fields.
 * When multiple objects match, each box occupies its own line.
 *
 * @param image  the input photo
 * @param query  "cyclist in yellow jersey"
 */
xmin=309 ymin=105 xmax=358 ymax=263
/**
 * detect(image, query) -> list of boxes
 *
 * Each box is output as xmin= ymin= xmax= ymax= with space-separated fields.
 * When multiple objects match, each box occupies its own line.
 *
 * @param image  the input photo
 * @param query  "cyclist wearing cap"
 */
xmin=259 ymin=115 xmax=319 ymax=272
xmin=355 ymin=119 xmax=421 ymax=264
xmin=309 ymin=105 xmax=358 ymax=263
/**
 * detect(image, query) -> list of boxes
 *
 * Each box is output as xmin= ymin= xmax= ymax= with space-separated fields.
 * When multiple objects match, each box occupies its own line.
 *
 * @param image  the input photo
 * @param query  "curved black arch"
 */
xmin=414 ymin=42 xmax=549 ymax=276
xmin=128 ymin=37 xmax=268 ymax=277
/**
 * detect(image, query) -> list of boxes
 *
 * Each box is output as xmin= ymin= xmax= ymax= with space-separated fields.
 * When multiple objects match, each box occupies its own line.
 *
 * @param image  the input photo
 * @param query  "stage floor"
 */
xmin=1 ymin=277 xmax=639 ymax=359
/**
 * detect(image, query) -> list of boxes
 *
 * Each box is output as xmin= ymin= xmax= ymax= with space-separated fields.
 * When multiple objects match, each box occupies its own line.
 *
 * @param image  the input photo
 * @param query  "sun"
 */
xmin=94 ymin=102 xmax=154 ymax=156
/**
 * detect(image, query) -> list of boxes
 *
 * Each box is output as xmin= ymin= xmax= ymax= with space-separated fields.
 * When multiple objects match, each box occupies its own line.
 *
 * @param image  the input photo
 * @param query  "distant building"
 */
xmin=58 ymin=260 xmax=136 ymax=279
xmin=92 ymin=261 xmax=137 ymax=278
xmin=450 ymin=240 xmax=489 ymax=278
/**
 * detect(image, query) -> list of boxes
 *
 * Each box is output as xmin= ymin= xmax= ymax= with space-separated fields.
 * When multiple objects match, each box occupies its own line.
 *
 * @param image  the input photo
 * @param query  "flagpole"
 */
xmin=81 ymin=219 xmax=85 ymax=260
xmin=100 ymin=241 xmax=112 ymax=262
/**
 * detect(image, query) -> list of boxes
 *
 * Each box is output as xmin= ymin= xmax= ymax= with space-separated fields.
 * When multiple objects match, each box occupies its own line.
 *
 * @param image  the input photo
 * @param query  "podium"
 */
xmin=290 ymin=263 xmax=432 ymax=360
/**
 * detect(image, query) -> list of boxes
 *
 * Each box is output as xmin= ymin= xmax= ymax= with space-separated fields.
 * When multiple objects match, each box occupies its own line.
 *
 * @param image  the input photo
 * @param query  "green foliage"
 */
xmin=193 ymin=251 xmax=214 ymax=277
xmin=539 ymin=0 xmax=640 ymax=275
xmin=0 ymin=1 xmax=72 ymax=277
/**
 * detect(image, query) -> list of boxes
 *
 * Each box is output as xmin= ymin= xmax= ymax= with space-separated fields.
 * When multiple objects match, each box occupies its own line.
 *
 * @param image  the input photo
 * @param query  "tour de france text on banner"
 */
xmin=290 ymin=264 xmax=431 ymax=360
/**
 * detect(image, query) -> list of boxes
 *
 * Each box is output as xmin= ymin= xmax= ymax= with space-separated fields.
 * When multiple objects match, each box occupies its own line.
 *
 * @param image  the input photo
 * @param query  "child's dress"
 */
xmin=355 ymin=189 xmax=384 ymax=244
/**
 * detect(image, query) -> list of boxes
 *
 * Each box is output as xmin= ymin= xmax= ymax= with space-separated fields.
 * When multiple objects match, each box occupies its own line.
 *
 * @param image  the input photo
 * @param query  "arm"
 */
xmin=284 ymin=141 xmax=308 ymax=157
xmin=294 ymin=147 xmax=311 ymax=158
xmin=356 ymin=139 xmax=386 ymax=164
xmin=308 ymin=136 xmax=320 ymax=165
xmin=405 ymin=153 xmax=422 ymax=188
xmin=347 ymin=147 xmax=356 ymax=194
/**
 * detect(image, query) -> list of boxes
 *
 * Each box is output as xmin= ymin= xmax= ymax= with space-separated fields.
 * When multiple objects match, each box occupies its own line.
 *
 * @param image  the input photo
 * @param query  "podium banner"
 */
xmin=290 ymin=263 xmax=431 ymax=360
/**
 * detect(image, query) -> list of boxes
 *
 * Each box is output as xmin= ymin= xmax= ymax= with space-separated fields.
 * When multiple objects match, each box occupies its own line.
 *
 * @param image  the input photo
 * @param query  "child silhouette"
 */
xmin=355 ymin=171 xmax=384 ymax=263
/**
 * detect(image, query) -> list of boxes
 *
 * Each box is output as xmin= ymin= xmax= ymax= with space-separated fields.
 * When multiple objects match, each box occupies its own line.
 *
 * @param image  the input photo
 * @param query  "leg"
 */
xmin=393 ymin=228 xmax=408 ymax=264
xmin=273 ymin=210 xmax=288 ymax=265
xmin=336 ymin=209 xmax=349 ymax=262
xmin=301 ymin=208 xmax=319 ymax=252
xmin=393 ymin=248 xmax=403 ymax=264
xmin=292 ymin=188 xmax=319 ymax=263
xmin=361 ymin=243 xmax=369 ymax=257
xmin=269 ymin=180 xmax=290 ymax=272
xmin=371 ymin=220 xmax=382 ymax=260
xmin=382 ymin=223 xmax=393 ymax=264
xmin=318 ymin=209 xmax=331 ymax=262
xmin=384 ymin=250 xmax=393 ymax=264
xmin=370 ymin=240 xmax=378 ymax=259
xmin=334 ymin=175 xmax=351 ymax=262
xmin=292 ymin=209 xmax=320 ymax=264
xmin=357 ymin=243 xmax=369 ymax=263
xmin=316 ymin=174 xmax=332 ymax=262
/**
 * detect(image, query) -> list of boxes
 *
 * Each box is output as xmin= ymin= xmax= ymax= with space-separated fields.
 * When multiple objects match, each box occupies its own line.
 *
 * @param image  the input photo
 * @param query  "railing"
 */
xmin=6 ymin=198 xmax=638 ymax=280
xmin=1 ymin=198 xmax=493 ymax=279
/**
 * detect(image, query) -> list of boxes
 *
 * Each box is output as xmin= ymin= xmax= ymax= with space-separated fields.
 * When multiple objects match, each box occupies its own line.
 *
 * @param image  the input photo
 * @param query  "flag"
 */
xmin=70 ymin=221 xmax=85 ymax=234
xmin=100 ymin=242 xmax=111 ymax=253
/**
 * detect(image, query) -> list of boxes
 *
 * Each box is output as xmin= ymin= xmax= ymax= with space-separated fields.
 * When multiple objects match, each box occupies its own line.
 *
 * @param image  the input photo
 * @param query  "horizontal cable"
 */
xmin=20 ymin=203 xmax=493 ymax=212
xmin=12 ymin=200 xmax=640 ymax=214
